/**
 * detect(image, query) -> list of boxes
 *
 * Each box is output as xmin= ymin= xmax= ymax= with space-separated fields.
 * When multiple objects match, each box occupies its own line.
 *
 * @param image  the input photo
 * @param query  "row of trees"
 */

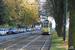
xmin=46 ymin=0 xmax=75 ymax=50
xmin=46 ymin=0 xmax=64 ymax=37
xmin=0 ymin=0 xmax=38 ymax=27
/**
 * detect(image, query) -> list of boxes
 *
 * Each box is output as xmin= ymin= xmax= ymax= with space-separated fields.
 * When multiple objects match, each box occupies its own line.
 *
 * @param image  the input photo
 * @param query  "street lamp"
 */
xmin=63 ymin=0 xmax=67 ymax=41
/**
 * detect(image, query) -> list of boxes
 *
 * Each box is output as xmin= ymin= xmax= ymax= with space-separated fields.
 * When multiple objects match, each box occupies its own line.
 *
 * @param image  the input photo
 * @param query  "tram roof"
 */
xmin=41 ymin=20 xmax=52 ymax=23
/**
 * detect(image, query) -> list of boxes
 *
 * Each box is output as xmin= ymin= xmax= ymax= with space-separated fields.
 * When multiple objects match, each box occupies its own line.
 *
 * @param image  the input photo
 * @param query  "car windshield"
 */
xmin=0 ymin=29 xmax=4 ymax=31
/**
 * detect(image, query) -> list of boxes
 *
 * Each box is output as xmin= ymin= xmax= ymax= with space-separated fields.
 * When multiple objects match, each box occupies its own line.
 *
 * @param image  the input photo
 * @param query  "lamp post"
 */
xmin=63 ymin=0 xmax=67 ymax=41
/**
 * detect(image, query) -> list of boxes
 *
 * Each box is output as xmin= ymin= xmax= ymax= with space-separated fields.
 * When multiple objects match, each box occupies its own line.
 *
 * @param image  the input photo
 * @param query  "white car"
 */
xmin=27 ymin=28 xmax=32 ymax=32
xmin=0 ymin=28 xmax=7 ymax=35
xmin=18 ymin=28 xmax=23 ymax=33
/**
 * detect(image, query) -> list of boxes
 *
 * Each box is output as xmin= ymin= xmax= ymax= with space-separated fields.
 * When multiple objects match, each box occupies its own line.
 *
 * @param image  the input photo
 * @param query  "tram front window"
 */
xmin=44 ymin=23 xmax=48 ymax=27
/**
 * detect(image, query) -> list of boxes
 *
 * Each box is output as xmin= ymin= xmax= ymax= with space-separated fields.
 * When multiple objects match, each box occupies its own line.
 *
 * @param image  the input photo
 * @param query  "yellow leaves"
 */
xmin=4 ymin=0 xmax=38 ymax=25
xmin=9 ymin=17 xmax=13 ymax=20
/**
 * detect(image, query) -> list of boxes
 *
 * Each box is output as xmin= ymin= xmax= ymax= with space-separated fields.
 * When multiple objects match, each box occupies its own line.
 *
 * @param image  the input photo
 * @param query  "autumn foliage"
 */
xmin=3 ymin=0 xmax=38 ymax=25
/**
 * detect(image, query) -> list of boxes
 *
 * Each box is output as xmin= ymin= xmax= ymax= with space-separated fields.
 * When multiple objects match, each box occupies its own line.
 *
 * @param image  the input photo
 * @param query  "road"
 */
xmin=0 ymin=31 xmax=52 ymax=50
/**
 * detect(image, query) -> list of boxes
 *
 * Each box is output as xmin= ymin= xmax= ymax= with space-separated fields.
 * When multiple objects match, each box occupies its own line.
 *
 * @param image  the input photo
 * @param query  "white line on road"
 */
xmin=20 ymin=35 xmax=41 ymax=50
xmin=4 ymin=35 xmax=37 ymax=50
xmin=41 ymin=36 xmax=50 ymax=50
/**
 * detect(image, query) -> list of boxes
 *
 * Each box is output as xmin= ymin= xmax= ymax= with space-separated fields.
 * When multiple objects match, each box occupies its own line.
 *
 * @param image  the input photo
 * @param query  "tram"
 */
xmin=41 ymin=20 xmax=52 ymax=35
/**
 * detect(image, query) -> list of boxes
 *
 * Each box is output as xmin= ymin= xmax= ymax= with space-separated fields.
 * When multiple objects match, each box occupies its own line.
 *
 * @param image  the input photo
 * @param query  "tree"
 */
xmin=4 ymin=0 xmax=23 ymax=25
xmin=68 ymin=0 xmax=75 ymax=50
xmin=20 ymin=0 xmax=38 ymax=25
xmin=46 ymin=0 xmax=65 ymax=36
xmin=4 ymin=0 xmax=38 ymax=26
xmin=0 ymin=0 xmax=6 ymax=25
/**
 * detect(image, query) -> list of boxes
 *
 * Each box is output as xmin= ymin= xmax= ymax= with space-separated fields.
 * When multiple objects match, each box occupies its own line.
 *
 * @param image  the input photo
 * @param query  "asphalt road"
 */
xmin=0 ymin=32 xmax=52 ymax=50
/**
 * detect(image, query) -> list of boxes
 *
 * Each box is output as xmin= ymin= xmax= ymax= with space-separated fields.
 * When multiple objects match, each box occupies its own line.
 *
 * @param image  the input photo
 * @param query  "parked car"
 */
xmin=33 ymin=27 xmax=36 ymax=31
xmin=22 ymin=28 xmax=26 ymax=32
xmin=36 ymin=27 xmax=41 ymax=30
xmin=27 ymin=28 xmax=32 ymax=32
xmin=18 ymin=28 xmax=23 ymax=33
xmin=10 ymin=28 xmax=18 ymax=34
xmin=0 ymin=28 xmax=7 ymax=35
xmin=31 ymin=28 xmax=33 ymax=31
xmin=5 ymin=28 xmax=11 ymax=35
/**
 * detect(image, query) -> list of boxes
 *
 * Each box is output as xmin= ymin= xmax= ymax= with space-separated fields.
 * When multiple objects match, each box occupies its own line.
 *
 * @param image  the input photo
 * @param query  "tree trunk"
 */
xmin=68 ymin=0 xmax=75 ymax=50
xmin=55 ymin=0 xmax=64 ymax=37
xmin=69 ymin=10 xmax=75 ymax=50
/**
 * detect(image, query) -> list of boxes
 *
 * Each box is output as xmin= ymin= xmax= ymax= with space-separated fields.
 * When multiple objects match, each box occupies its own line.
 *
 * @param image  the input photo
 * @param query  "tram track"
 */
xmin=21 ymin=35 xmax=51 ymax=50
xmin=4 ymin=35 xmax=41 ymax=50
xmin=0 ymin=33 xmax=41 ymax=50
xmin=41 ymin=36 xmax=50 ymax=50
xmin=20 ymin=35 xmax=41 ymax=50
xmin=0 ymin=32 xmax=52 ymax=50
xmin=0 ymin=31 xmax=41 ymax=44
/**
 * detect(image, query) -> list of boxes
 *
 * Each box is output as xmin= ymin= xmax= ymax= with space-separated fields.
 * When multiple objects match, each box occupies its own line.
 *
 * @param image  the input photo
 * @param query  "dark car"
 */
xmin=5 ymin=28 xmax=11 ymax=35
xmin=10 ymin=28 xmax=18 ymax=34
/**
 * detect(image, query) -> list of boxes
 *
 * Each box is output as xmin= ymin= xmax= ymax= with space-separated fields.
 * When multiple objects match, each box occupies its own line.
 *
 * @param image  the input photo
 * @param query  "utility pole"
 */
xmin=63 ymin=0 xmax=67 ymax=41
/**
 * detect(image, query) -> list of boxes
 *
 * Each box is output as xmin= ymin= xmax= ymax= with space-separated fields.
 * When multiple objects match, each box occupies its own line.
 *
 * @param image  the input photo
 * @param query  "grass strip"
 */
xmin=50 ymin=30 xmax=66 ymax=50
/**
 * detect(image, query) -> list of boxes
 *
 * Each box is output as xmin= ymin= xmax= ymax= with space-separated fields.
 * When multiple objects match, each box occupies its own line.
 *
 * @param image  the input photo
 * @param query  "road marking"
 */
xmin=4 ymin=35 xmax=37 ymax=50
xmin=41 ymin=36 xmax=50 ymax=50
xmin=0 ymin=35 xmax=28 ymax=44
xmin=20 ymin=35 xmax=41 ymax=50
